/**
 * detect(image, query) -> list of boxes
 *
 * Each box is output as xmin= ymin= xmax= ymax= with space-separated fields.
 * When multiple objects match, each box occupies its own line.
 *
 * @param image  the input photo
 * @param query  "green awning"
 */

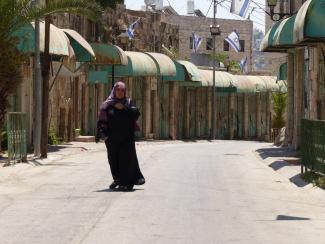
xmin=145 ymin=52 xmax=176 ymax=76
xmin=277 ymin=62 xmax=288 ymax=81
xmin=260 ymin=20 xmax=287 ymax=52
xmin=87 ymin=71 xmax=109 ymax=84
xmin=198 ymin=70 xmax=237 ymax=92
xmin=233 ymin=76 xmax=259 ymax=93
xmin=177 ymin=60 xmax=201 ymax=81
xmin=12 ymin=23 xmax=95 ymax=62
xmin=273 ymin=15 xmax=296 ymax=48
xmin=163 ymin=60 xmax=187 ymax=82
xmin=293 ymin=0 xmax=325 ymax=43
xmin=12 ymin=22 xmax=71 ymax=56
xmin=113 ymin=51 xmax=158 ymax=77
xmin=90 ymin=43 xmax=128 ymax=65
xmin=163 ymin=60 xmax=201 ymax=86
xmin=259 ymin=76 xmax=280 ymax=92
xmin=62 ymin=29 xmax=95 ymax=62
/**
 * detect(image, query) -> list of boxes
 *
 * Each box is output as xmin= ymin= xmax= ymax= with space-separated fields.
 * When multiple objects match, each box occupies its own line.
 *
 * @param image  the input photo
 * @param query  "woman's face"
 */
xmin=115 ymin=87 xmax=125 ymax=99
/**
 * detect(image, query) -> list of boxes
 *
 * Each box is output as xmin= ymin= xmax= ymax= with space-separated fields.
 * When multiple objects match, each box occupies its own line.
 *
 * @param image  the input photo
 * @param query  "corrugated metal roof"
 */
xmin=113 ymin=51 xmax=158 ymax=77
xmin=62 ymin=29 xmax=95 ymax=62
xmin=145 ymin=52 xmax=176 ymax=76
xmin=234 ymin=76 xmax=284 ymax=93
xmin=90 ymin=43 xmax=128 ymax=65
xmin=293 ymin=0 xmax=325 ymax=43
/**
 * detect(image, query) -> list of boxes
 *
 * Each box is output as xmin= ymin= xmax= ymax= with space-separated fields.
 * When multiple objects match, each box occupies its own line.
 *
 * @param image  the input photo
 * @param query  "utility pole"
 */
xmin=40 ymin=0 xmax=51 ymax=158
xmin=33 ymin=0 xmax=42 ymax=157
xmin=211 ymin=0 xmax=217 ymax=139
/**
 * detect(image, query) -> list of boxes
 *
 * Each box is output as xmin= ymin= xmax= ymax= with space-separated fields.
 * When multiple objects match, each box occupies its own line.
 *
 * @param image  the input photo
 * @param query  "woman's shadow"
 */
xmin=94 ymin=188 xmax=144 ymax=193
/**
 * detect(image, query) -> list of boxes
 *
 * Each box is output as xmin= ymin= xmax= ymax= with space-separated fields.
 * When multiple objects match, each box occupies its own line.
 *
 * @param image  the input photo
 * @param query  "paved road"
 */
xmin=1 ymin=141 xmax=325 ymax=244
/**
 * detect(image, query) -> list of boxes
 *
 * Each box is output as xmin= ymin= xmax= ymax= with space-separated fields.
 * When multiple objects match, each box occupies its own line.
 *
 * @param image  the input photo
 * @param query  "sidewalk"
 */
xmin=254 ymin=144 xmax=325 ymax=194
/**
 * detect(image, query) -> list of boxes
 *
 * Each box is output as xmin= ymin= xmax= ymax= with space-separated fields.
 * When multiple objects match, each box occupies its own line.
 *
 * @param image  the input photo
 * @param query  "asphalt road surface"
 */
xmin=1 ymin=141 xmax=325 ymax=244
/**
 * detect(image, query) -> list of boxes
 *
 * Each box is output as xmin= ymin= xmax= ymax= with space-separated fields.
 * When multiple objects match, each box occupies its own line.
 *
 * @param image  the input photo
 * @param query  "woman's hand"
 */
xmin=114 ymin=103 xmax=124 ymax=110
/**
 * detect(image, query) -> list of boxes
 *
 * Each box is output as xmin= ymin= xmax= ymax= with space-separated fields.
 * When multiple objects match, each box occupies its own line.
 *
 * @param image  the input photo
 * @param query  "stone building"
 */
xmin=262 ymin=0 xmax=325 ymax=150
xmin=162 ymin=13 xmax=253 ymax=72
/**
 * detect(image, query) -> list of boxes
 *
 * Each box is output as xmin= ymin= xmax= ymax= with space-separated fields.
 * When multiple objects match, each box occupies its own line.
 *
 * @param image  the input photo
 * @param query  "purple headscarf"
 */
xmin=103 ymin=81 xmax=127 ymax=108
xmin=97 ymin=81 xmax=127 ymax=127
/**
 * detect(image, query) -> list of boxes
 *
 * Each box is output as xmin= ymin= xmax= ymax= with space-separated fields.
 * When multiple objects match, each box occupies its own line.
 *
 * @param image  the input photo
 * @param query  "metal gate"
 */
xmin=188 ymin=88 xmax=196 ymax=138
xmin=200 ymin=88 xmax=209 ymax=138
xmin=177 ymin=87 xmax=185 ymax=139
xmin=235 ymin=94 xmax=244 ymax=139
xmin=260 ymin=93 xmax=268 ymax=137
xmin=131 ymin=77 xmax=144 ymax=138
xmin=159 ymin=82 xmax=170 ymax=139
xmin=216 ymin=92 xmax=229 ymax=139
xmin=248 ymin=94 xmax=257 ymax=138
xmin=7 ymin=112 xmax=27 ymax=163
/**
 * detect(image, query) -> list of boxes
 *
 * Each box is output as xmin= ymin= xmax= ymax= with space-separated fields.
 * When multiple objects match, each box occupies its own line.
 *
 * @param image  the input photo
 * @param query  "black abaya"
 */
xmin=104 ymin=100 xmax=144 ymax=187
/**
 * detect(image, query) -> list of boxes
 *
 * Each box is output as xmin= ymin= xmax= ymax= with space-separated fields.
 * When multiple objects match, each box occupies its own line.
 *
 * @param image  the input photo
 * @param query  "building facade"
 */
xmin=162 ymin=14 xmax=253 ymax=72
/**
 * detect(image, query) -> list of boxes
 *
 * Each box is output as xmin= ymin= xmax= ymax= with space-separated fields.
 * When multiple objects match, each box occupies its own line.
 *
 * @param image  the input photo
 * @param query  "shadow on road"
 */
xmin=276 ymin=215 xmax=310 ymax=221
xmin=95 ymin=188 xmax=144 ymax=193
xmin=256 ymin=147 xmax=298 ymax=160
xmin=48 ymin=144 xmax=89 ymax=153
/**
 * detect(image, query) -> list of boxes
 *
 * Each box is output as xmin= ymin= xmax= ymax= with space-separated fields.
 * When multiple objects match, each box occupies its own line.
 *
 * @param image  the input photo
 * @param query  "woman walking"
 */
xmin=96 ymin=81 xmax=145 ymax=191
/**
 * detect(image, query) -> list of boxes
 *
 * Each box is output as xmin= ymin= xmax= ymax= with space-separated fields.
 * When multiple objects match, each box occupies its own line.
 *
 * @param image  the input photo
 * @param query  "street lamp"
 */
xmin=210 ymin=25 xmax=220 ymax=36
xmin=210 ymin=0 xmax=219 ymax=140
xmin=266 ymin=0 xmax=293 ymax=21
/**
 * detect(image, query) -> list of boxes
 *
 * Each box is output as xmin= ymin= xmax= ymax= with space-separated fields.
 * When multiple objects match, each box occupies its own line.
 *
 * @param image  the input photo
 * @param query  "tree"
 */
xmin=272 ymin=92 xmax=287 ymax=129
xmin=0 ymin=0 xmax=102 ymax=154
xmin=95 ymin=0 xmax=124 ymax=9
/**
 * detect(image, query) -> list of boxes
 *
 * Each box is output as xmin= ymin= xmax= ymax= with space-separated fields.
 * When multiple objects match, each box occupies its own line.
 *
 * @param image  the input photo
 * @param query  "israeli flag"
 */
xmin=127 ymin=18 xmax=140 ymax=40
xmin=225 ymin=31 xmax=241 ymax=52
xmin=239 ymin=57 xmax=248 ymax=74
xmin=230 ymin=0 xmax=250 ymax=17
xmin=192 ymin=32 xmax=202 ymax=53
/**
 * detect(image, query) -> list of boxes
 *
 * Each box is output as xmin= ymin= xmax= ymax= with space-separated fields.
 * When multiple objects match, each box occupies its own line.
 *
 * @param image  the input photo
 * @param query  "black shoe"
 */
xmin=136 ymin=178 xmax=145 ymax=185
xmin=119 ymin=185 xmax=133 ymax=191
xmin=109 ymin=181 xmax=119 ymax=189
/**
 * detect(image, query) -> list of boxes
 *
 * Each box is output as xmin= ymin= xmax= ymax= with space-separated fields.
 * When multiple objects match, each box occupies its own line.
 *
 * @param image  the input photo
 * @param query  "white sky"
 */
xmin=124 ymin=0 xmax=266 ymax=33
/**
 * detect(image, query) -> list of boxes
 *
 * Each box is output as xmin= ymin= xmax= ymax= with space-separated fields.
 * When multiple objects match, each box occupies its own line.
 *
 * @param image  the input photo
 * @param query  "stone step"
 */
xmin=74 ymin=136 xmax=95 ymax=142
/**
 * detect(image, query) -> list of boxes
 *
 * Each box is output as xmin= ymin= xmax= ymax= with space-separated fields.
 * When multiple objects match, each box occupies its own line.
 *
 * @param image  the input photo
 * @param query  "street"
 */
xmin=1 ymin=141 xmax=325 ymax=244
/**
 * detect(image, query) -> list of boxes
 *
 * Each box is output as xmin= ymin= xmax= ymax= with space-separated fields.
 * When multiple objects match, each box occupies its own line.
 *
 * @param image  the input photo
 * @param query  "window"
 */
xmin=206 ymin=38 xmax=213 ymax=50
xmin=189 ymin=36 xmax=193 ymax=49
xmin=240 ymin=40 xmax=245 ymax=52
xmin=224 ymin=40 xmax=229 ymax=51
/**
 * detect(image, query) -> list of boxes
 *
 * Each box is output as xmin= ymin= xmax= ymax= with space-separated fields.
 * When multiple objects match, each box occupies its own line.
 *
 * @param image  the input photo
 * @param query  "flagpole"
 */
xmin=211 ymin=0 xmax=217 ymax=140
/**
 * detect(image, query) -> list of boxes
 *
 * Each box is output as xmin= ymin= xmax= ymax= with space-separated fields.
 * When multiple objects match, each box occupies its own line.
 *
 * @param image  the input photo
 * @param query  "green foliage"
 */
xmin=0 ymin=0 xmax=102 ymax=128
xmin=272 ymin=92 xmax=287 ymax=129
xmin=95 ymin=0 xmax=124 ymax=9
xmin=209 ymin=52 xmax=240 ymax=71
xmin=302 ymin=171 xmax=325 ymax=189
xmin=48 ymin=127 xmax=62 ymax=145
